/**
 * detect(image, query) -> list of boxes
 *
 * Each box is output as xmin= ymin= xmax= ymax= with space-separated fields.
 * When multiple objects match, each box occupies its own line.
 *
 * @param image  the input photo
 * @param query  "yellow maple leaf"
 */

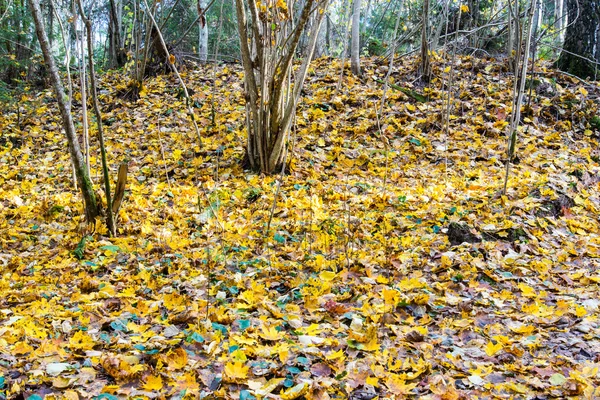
xmin=509 ymin=324 xmax=535 ymax=335
xmin=224 ymin=361 xmax=249 ymax=382
xmin=362 ymin=325 xmax=380 ymax=352
xmin=575 ymin=305 xmax=587 ymax=317
xmin=460 ymin=4 xmax=469 ymax=12
xmin=385 ymin=374 xmax=417 ymax=395
xmin=326 ymin=349 xmax=345 ymax=360
xmin=319 ymin=270 xmax=336 ymax=282
xmin=518 ymin=283 xmax=536 ymax=298
xmin=143 ymin=375 xmax=163 ymax=391
xmin=383 ymin=288 xmax=399 ymax=307
xmin=163 ymin=292 xmax=185 ymax=310
xmin=260 ymin=325 xmax=283 ymax=341
xmin=276 ymin=0 xmax=287 ymax=10
xmin=13 ymin=341 xmax=34 ymax=355
xmin=166 ymin=347 xmax=188 ymax=370
xmin=231 ymin=349 xmax=247 ymax=362
xmin=484 ymin=341 xmax=503 ymax=356
xmin=173 ymin=149 xmax=182 ymax=161
xmin=69 ymin=331 xmax=95 ymax=350
xmin=366 ymin=376 xmax=379 ymax=386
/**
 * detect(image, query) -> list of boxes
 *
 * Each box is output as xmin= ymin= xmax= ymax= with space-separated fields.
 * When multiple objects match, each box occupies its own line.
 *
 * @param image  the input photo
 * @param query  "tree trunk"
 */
xmin=507 ymin=0 xmax=521 ymax=74
xmin=531 ymin=0 xmax=543 ymax=44
xmin=419 ymin=0 xmax=431 ymax=81
xmin=326 ymin=15 xmax=331 ymax=54
xmin=78 ymin=0 xmax=117 ymax=236
xmin=556 ymin=0 xmax=599 ymax=79
xmin=468 ymin=0 xmax=480 ymax=47
xmin=48 ymin=0 xmax=54 ymax=49
xmin=350 ymin=0 xmax=361 ymax=76
xmin=555 ymin=0 xmax=564 ymax=42
xmin=29 ymin=0 xmax=99 ymax=222
xmin=235 ymin=0 xmax=328 ymax=173
xmin=198 ymin=0 xmax=208 ymax=62
xmin=108 ymin=0 xmax=126 ymax=68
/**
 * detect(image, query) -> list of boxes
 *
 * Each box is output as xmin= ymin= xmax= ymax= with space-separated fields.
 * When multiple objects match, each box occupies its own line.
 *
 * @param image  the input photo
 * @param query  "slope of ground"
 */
xmin=0 ymin=55 xmax=600 ymax=399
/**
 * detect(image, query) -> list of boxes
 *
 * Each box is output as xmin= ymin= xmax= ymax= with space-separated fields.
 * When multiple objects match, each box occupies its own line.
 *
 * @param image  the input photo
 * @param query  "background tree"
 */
xmin=350 ymin=0 xmax=361 ymax=75
xmin=0 ymin=0 xmax=35 ymax=85
xmin=419 ymin=0 xmax=431 ymax=81
xmin=556 ymin=0 xmax=600 ymax=79
xmin=197 ymin=0 xmax=208 ymax=62
xmin=555 ymin=0 xmax=565 ymax=43
xmin=108 ymin=0 xmax=126 ymax=68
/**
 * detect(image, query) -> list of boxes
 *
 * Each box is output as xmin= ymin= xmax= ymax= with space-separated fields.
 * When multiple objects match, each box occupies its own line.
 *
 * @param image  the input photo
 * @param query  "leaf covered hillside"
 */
xmin=1 ymin=55 xmax=600 ymax=398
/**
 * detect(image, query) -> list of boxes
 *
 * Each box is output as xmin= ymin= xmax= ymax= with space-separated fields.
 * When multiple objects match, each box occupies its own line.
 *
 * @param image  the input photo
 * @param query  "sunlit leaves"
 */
xmin=223 ymin=361 xmax=249 ymax=382
xmin=0 ymin=55 xmax=599 ymax=399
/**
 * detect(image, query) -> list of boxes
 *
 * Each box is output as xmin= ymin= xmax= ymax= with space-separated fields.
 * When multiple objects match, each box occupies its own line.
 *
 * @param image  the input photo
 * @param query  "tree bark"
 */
xmin=536 ymin=0 xmax=542 ymax=34
xmin=78 ymin=0 xmax=117 ymax=236
xmin=555 ymin=0 xmax=564 ymax=42
xmin=29 ymin=0 xmax=99 ymax=222
xmin=47 ymin=0 xmax=54 ymax=49
xmin=108 ymin=0 xmax=126 ymax=68
xmin=235 ymin=0 xmax=328 ymax=173
xmin=197 ymin=0 xmax=208 ymax=62
xmin=556 ymin=0 xmax=600 ymax=79
xmin=419 ymin=0 xmax=431 ymax=81
xmin=351 ymin=0 xmax=361 ymax=76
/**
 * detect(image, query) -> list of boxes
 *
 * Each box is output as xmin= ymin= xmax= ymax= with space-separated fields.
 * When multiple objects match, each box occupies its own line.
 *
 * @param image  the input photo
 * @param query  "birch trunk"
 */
xmin=555 ymin=0 xmax=564 ymax=42
xmin=351 ymin=0 xmax=361 ymax=76
xmin=198 ymin=0 xmax=208 ymax=63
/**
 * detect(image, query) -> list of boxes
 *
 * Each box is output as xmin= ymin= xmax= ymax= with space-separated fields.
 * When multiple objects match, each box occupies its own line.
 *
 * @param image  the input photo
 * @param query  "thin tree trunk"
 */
xmin=503 ymin=1 xmax=535 ymax=195
xmin=48 ymin=0 xmax=53 ymax=49
xmin=236 ymin=0 xmax=328 ymax=173
xmin=420 ymin=0 xmax=431 ymax=81
xmin=555 ymin=0 xmax=564 ymax=42
xmin=198 ymin=0 xmax=208 ymax=63
xmin=29 ymin=0 xmax=99 ymax=222
xmin=108 ymin=0 xmax=125 ymax=67
xmin=335 ymin=0 xmax=353 ymax=93
xmin=325 ymin=15 xmax=331 ymax=54
xmin=76 ymin=18 xmax=90 ymax=174
xmin=351 ymin=0 xmax=361 ymax=76
xmin=432 ymin=0 xmax=449 ymax=50
xmin=531 ymin=0 xmax=542 ymax=44
xmin=77 ymin=0 xmax=117 ymax=236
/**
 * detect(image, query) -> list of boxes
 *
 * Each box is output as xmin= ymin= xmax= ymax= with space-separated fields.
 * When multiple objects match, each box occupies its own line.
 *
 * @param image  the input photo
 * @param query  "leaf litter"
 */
xmin=0 ymin=55 xmax=599 ymax=398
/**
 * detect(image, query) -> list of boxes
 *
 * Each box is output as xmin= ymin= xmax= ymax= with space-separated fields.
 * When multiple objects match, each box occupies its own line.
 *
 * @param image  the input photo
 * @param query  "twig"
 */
xmin=503 ymin=1 xmax=536 ymax=196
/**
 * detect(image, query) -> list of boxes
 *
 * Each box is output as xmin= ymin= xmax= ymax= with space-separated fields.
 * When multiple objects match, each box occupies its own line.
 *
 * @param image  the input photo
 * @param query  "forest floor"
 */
xmin=1 ymin=54 xmax=600 ymax=399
